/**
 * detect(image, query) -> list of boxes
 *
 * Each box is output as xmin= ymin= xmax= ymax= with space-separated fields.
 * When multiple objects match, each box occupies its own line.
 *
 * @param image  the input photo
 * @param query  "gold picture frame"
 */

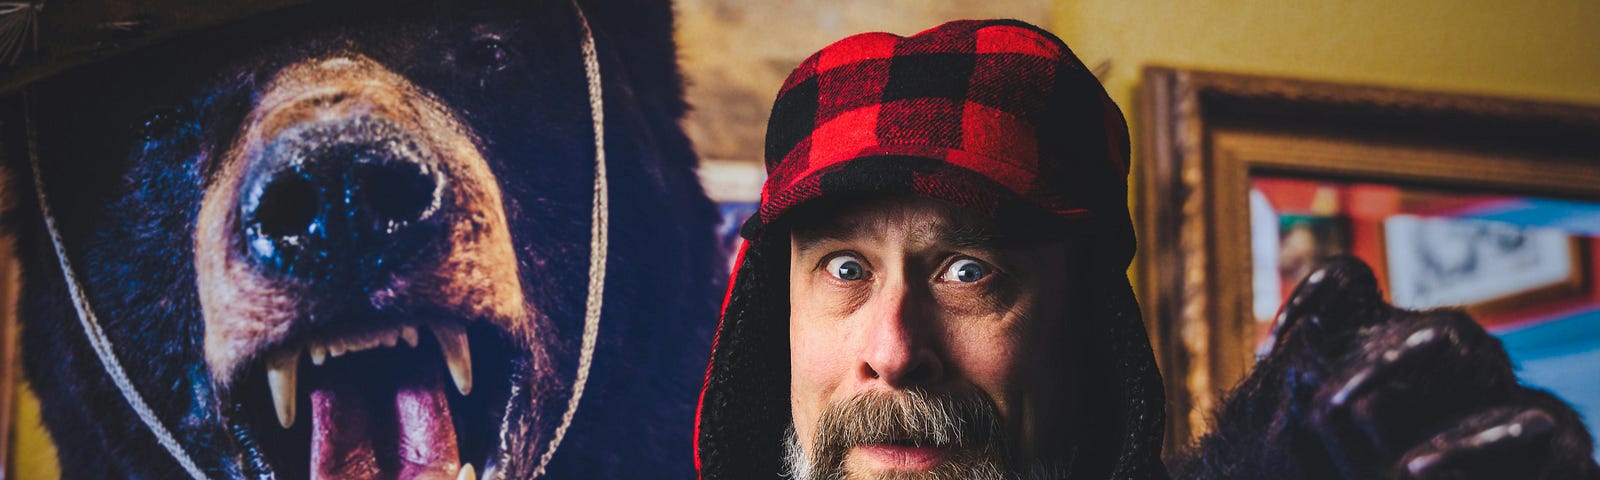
xmin=1137 ymin=67 xmax=1600 ymax=448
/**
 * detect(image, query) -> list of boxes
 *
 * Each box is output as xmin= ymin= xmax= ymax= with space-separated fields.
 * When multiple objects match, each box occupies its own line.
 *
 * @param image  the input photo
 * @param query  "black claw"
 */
xmin=1268 ymin=255 xmax=1388 ymax=356
xmin=1399 ymin=408 xmax=1560 ymax=479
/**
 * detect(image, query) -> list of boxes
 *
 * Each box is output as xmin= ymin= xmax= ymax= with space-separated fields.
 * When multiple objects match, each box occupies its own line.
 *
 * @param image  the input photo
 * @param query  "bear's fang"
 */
xmin=266 ymin=348 xmax=300 ymax=428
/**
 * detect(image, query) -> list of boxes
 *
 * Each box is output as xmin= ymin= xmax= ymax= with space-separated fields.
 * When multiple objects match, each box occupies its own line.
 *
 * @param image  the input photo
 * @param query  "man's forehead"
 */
xmin=788 ymin=197 xmax=997 ymax=250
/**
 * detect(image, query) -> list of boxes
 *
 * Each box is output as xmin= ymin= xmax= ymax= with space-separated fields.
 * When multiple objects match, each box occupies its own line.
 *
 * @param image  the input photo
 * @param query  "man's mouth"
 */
xmin=852 ymin=439 xmax=954 ymax=471
xmin=229 ymin=318 xmax=523 ymax=480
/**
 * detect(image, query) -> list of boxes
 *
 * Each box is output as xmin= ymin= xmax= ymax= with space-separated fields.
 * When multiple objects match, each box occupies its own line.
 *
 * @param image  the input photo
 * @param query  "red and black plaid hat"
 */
xmin=743 ymin=18 xmax=1135 ymax=266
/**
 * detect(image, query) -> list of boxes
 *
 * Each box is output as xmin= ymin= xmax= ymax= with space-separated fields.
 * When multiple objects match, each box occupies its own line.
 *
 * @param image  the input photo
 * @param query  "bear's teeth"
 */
xmin=302 ymin=326 xmax=419 ymax=369
xmin=265 ymin=348 xmax=299 ymax=429
xmin=309 ymin=344 xmax=328 ymax=366
xmin=432 ymin=323 xmax=472 ymax=396
xmin=352 ymin=333 xmax=380 ymax=352
xmin=401 ymin=325 xmax=420 ymax=347
xmin=456 ymin=463 xmax=477 ymax=480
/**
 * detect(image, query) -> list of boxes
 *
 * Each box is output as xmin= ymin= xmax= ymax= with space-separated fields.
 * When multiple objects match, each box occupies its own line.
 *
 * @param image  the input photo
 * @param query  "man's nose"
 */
xmin=857 ymin=279 xmax=944 ymax=387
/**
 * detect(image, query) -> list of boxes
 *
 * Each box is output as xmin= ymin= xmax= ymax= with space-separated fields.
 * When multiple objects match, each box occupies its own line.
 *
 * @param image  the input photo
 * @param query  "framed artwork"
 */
xmin=1384 ymin=215 xmax=1583 ymax=312
xmin=1138 ymin=68 xmax=1600 ymax=448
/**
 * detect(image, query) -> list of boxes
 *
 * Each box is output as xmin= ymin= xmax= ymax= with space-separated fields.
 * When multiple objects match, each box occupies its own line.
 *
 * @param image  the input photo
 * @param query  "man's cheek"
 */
xmin=792 ymin=329 xmax=852 ymax=388
xmin=790 ymin=316 xmax=845 ymax=435
xmin=948 ymin=332 xmax=1028 ymax=419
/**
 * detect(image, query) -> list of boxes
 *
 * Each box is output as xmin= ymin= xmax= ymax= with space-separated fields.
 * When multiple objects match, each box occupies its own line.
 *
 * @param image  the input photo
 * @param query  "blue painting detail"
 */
xmin=1497 ymin=307 xmax=1600 ymax=462
xmin=1462 ymin=198 xmax=1600 ymax=236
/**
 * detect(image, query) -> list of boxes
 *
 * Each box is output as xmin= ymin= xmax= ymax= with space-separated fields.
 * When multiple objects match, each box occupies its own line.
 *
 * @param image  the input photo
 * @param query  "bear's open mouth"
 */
xmin=227 ymin=318 xmax=522 ymax=480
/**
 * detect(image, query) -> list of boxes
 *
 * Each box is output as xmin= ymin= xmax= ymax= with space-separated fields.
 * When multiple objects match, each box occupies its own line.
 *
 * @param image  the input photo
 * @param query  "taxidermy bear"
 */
xmin=1 ymin=0 xmax=719 ymax=478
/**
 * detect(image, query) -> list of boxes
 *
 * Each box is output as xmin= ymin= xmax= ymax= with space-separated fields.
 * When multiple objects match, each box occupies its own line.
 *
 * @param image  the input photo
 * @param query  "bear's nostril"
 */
xmin=353 ymin=162 xmax=439 ymax=234
xmin=253 ymin=174 xmax=320 ymax=238
xmin=244 ymin=172 xmax=323 ymax=274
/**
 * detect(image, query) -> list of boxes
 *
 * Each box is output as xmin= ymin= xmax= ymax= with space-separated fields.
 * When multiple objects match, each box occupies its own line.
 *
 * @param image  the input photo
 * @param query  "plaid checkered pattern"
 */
xmin=744 ymin=19 xmax=1133 ymax=264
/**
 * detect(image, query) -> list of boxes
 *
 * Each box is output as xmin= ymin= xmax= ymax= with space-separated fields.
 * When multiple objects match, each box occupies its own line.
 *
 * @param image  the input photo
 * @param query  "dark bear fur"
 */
xmin=0 ymin=0 xmax=720 ymax=477
xmin=1171 ymin=256 xmax=1600 ymax=479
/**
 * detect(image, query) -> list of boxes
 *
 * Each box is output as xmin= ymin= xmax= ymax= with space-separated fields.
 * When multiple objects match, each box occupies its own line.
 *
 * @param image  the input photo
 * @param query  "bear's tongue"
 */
xmin=311 ymin=366 xmax=461 ymax=480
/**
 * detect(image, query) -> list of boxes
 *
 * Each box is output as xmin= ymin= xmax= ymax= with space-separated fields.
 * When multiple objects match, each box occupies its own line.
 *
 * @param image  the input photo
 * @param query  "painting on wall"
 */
xmin=1385 ymin=215 xmax=1582 ymax=311
xmin=1140 ymin=68 xmax=1600 ymax=451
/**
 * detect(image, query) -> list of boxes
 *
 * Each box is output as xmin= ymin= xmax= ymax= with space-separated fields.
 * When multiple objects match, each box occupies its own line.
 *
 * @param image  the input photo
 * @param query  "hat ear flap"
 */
xmin=697 ymin=235 xmax=796 ymax=479
xmin=1091 ymin=275 xmax=1170 ymax=479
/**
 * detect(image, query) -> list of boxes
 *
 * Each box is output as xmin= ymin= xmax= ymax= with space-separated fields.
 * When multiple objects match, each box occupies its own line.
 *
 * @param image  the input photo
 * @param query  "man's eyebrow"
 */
xmin=935 ymin=221 xmax=999 ymax=250
xmin=791 ymin=220 xmax=871 ymax=256
xmin=793 ymin=217 xmax=1002 ymax=253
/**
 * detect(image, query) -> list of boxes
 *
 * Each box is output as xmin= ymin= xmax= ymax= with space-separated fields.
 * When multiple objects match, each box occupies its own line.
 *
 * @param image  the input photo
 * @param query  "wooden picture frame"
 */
xmin=0 ymin=235 xmax=18 ymax=471
xmin=1137 ymin=67 xmax=1600 ymax=448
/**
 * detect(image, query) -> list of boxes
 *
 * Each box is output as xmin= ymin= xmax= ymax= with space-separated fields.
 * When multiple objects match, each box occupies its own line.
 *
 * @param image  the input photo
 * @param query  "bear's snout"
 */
xmin=241 ymin=115 xmax=446 ymax=282
xmin=196 ymin=54 xmax=529 ymax=387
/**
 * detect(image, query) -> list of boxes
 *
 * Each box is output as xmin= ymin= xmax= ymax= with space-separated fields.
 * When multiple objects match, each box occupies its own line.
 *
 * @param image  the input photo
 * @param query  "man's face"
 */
xmin=787 ymin=197 xmax=1082 ymax=479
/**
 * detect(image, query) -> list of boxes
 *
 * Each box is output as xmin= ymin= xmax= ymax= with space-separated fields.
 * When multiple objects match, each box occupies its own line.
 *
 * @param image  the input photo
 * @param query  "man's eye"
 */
xmin=942 ymin=258 xmax=989 ymax=283
xmin=825 ymin=255 xmax=868 ymax=281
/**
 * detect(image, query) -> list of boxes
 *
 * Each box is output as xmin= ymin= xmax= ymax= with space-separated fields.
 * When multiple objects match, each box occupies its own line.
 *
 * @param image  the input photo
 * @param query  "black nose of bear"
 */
xmin=240 ymin=116 xmax=445 ymax=281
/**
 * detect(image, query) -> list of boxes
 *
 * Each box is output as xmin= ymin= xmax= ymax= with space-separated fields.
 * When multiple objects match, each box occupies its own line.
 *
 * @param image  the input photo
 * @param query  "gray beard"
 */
xmin=781 ymin=425 xmax=1073 ymax=480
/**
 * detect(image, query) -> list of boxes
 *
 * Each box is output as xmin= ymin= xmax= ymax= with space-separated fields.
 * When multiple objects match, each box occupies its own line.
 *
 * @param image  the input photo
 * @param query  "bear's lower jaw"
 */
xmin=231 ymin=321 xmax=522 ymax=480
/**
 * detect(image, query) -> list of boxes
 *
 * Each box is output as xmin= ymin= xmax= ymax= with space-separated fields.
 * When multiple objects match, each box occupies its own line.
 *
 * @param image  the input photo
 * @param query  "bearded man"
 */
xmin=691 ymin=18 xmax=1598 ymax=480
xmin=693 ymin=19 xmax=1164 ymax=479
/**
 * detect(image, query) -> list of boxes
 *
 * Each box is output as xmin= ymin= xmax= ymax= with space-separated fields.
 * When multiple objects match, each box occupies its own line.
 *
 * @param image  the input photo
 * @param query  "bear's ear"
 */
xmin=574 ymin=0 xmax=687 ymax=122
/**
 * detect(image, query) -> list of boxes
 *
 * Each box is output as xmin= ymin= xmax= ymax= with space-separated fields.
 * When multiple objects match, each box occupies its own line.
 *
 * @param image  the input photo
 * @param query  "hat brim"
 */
xmin=740 ymin=151 xmax=1089 ymax=241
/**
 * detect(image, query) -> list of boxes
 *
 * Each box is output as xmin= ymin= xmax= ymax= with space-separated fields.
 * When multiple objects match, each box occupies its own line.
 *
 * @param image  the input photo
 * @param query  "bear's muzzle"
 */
xmin=194 ymin=54 xmax=539 ymax=480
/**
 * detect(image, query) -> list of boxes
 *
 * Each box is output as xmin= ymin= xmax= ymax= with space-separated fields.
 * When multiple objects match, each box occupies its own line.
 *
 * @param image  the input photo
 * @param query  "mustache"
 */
xmin=786 ymin=387 xmax=1015 ymax=480
xmin=814 ymin=387 xmax=1004 ymax=450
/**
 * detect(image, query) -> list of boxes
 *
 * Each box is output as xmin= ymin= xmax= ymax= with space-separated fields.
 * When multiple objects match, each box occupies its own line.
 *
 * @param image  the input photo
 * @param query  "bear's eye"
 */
xmin=136 ymin=106 xmax=187 ymax=141
xmin=460 ymin=36 xmax=510 ymax=71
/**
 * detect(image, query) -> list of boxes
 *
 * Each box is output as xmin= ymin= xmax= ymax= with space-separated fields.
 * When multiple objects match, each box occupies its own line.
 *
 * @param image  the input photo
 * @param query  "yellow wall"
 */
xmin=10 ymin=383 xmax=58 ymax=480
xmin=1055 ymin=0 xmax=1600 ymax=112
